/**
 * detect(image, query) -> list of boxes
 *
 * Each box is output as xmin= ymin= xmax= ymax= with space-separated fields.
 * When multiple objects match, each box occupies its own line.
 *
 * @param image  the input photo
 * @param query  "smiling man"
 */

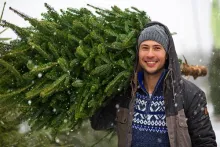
xmin=91 ymin=21 xmax=217 ymax=147
xmin=131 ymin=24 xmax=170 ymax=147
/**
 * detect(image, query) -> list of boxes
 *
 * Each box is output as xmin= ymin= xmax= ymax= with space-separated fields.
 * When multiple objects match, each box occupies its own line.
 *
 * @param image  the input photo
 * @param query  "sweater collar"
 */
xmin=137 ymin=69 xmax=167 ymax=95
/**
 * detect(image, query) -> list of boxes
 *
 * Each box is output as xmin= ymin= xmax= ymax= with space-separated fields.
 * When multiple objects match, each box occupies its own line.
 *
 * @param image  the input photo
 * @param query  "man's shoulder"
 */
xmin=181 ymin=78 xmax=205 ymax=102
xmin=182 ymin=78 xmax=202 ymax=92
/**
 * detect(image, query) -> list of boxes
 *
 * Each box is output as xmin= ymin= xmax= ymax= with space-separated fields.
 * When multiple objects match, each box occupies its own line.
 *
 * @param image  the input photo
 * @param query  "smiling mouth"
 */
xmin=144 ymin=61 xmax=158 ymax=67
xmin=146 ymin=61 xmax=157 ymax=63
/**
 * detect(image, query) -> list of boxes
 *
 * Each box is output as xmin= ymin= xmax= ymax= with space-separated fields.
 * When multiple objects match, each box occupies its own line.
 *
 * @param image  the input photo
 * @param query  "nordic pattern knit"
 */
xmin=132 ymin=71 xmax=170 ymax=147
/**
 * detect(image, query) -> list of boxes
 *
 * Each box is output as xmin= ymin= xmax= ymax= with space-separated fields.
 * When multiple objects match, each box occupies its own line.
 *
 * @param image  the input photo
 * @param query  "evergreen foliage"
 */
xmin=0 ymin=106 xmax=54 ymax=146
xmin=0 ymin=3 xmax=150 ymax=131
xmin=0 ymin=3 xmax=58 ymax=145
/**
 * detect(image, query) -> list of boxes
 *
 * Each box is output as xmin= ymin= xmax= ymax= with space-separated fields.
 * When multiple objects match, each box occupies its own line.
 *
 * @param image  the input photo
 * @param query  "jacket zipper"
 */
xmin=139 ymin=70 xmax=168 ymax=113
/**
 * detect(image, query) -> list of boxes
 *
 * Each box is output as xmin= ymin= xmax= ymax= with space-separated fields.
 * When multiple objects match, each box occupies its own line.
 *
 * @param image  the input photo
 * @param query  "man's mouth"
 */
xmin=146 ymin=61 xmax=157 ymax=63
xmin=144 ymin=61 xmax=158 ymax=67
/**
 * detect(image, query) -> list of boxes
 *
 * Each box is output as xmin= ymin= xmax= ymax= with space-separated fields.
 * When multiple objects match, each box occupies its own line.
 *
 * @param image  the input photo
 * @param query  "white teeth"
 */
xmin=147 ymin=61 xmax=156 ymax=63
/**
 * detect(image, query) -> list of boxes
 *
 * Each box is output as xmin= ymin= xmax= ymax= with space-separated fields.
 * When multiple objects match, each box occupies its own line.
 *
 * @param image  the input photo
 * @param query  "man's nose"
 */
xmin=147 ymin=49 xmax=154 ymax=57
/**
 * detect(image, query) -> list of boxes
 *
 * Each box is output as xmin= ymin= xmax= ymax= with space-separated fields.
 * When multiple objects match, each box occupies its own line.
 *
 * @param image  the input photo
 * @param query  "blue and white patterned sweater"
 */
xmin=132 ymin=71 xmax=170 ymax=147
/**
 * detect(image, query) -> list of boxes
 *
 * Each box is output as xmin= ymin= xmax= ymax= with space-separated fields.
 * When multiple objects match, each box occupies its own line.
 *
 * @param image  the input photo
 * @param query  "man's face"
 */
xmin=138 ymin=40 xmax=166 ymax=75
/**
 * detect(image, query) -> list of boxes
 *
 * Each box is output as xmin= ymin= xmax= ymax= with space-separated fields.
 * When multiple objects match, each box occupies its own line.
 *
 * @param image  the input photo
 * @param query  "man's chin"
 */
xmin=144 ymin=68 xmax=164 ymax=75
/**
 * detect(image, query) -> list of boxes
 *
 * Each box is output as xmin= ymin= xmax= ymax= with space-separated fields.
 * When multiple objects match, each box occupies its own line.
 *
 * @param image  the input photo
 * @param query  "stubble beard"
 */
xmin=143 ymin=65 xmax=165 ymax=76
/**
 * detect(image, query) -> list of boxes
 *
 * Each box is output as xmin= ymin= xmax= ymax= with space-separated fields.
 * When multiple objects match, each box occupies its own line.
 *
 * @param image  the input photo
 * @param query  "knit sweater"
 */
xmin=132 ymin=71 xmax=170 ymax=147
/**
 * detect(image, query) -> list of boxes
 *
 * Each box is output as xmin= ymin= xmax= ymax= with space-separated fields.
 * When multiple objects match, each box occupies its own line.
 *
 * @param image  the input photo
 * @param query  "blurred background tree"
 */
xmin=209 ymin=0 xmax=220 ymax=115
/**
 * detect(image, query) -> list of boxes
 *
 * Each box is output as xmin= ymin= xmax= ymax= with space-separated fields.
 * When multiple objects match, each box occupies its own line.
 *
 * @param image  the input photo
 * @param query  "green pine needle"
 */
xmin=0 ymin=59 xmax=23 ymax=81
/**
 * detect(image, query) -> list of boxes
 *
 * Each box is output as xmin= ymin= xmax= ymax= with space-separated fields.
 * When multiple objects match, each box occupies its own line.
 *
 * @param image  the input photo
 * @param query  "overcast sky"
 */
xmin=1 ymin=0 xmax=213 ymax=55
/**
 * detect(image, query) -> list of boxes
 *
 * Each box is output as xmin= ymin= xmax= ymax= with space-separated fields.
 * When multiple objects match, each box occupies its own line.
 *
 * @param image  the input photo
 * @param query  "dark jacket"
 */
xmin=90 ymin=21 xmax=217 ymax=147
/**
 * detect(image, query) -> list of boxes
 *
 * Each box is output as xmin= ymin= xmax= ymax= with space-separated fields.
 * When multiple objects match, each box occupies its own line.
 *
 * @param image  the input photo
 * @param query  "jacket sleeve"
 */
xmin=186 ymin=90 xmax=217 ymax=147
xmin=90 ymin=96 xmax=118 ymax=130
xmin=90 ymin=87 xmax=131 ymax=130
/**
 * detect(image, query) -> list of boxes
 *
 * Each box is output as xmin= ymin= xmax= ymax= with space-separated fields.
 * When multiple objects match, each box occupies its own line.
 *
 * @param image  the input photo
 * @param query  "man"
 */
xmin=90 ymin=21 xmax=217 ymax=147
